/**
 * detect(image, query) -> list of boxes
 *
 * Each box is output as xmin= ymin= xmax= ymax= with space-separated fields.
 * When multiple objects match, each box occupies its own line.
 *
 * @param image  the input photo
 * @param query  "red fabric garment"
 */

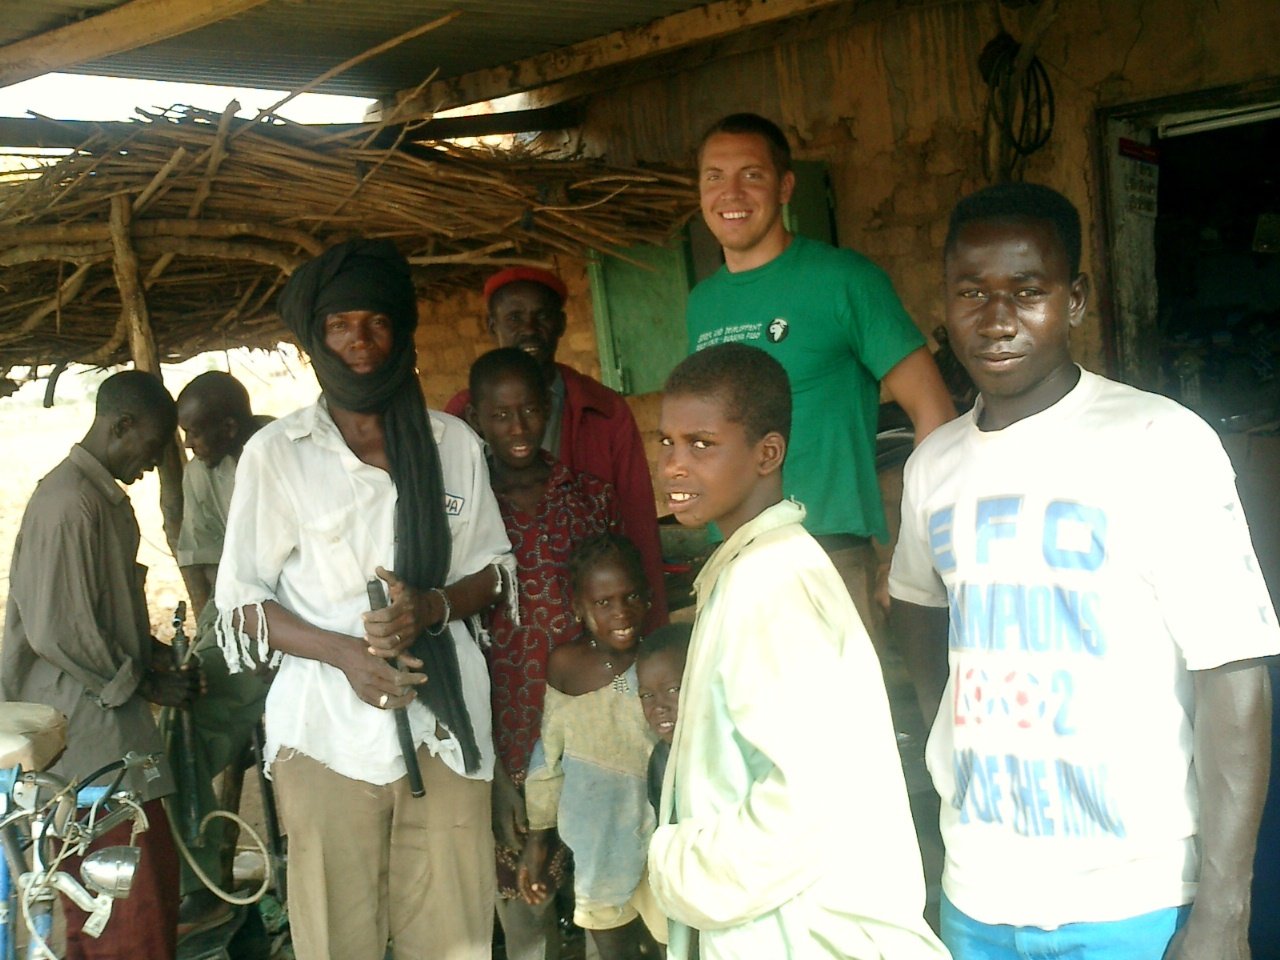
xmin=487 ymin=457 xmax=621 ymax=781
xmin=62 ymin=797 xmax=179 ymax=960
xmin=447 ymin=363 xmax=668 ymax=628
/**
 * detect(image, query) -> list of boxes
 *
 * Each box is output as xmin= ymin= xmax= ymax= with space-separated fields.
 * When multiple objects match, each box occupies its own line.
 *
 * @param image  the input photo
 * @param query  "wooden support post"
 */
xmin=108 ymin=194 xmax=186 ymax=569
xmin=109 ymin=195 xmax=158 ymax=372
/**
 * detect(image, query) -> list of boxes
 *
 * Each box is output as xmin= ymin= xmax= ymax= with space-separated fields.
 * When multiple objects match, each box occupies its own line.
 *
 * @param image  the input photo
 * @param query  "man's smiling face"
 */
xmin=698 ymin=131 xmax=795 ymax=272
xmin=487 ymin=282 xmax=566 ymax=373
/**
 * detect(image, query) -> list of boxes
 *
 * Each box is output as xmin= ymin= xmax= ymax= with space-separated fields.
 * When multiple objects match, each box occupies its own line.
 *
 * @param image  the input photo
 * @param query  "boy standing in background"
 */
xmin=636 ymin=623 xmax=692 ymax=815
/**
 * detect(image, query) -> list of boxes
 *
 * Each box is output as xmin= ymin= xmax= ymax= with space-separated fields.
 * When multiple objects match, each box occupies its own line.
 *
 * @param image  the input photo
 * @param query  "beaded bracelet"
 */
xmin=427 ymin=586 xmax=451 ymax=635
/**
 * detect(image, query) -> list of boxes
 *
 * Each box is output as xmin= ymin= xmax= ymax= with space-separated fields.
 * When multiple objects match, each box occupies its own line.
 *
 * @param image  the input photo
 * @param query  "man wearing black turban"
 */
xmin=215 ymin=239 xmax=515 ymax=960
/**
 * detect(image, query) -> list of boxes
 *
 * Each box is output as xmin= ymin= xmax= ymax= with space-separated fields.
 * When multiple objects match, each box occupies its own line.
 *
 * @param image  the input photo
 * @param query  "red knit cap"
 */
xmin=483 ymin=266 xmax=568 ymax=305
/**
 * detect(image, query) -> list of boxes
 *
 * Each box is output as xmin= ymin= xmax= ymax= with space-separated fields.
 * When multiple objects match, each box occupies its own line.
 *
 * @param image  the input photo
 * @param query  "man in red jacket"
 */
xmin=446 ymin=268 xmax=668 ymax=626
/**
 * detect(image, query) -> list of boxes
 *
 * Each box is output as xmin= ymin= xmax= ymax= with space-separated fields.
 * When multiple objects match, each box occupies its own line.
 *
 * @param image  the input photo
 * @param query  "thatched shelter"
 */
xmin=0 ymin=103 xmax=696 ymax=378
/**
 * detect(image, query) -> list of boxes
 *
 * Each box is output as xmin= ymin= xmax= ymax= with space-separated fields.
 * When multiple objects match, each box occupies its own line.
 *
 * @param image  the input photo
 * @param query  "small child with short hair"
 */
xmin=635 ymin=623 xmax=691 ymax=814
xmin=466 ymin=347 xmax=620 ymax=958
xmin=649 ymin=342 xmax=948 ymax=959
xmin=520 ymin=533 xmax=666 ymax=960
xmin=636 ymin=623 xmax=694 ymax=959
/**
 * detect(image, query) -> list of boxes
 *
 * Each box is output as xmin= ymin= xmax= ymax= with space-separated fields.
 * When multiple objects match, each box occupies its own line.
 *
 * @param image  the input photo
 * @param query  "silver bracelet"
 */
xmin=427 ymin=586 xmax=451 ymax=635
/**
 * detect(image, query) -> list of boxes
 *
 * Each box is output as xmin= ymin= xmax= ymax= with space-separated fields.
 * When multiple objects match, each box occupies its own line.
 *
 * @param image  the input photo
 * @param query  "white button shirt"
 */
xmin=216 ymin=398 xmax=514 ymax=784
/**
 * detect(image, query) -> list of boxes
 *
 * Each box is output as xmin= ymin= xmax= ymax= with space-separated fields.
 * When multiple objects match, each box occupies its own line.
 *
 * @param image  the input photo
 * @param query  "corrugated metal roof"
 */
xmin=5 ymin=1 xmax=711 ymax=99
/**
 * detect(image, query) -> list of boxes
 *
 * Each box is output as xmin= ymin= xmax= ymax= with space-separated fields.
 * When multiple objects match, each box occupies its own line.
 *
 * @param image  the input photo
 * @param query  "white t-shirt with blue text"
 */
xmin=889 ymin=368 xmax=1279 ymax=928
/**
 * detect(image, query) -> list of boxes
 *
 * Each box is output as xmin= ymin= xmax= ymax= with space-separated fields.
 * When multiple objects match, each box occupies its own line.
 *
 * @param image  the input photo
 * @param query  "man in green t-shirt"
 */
xmin=685 ymin=112 xmax=955 ymax=633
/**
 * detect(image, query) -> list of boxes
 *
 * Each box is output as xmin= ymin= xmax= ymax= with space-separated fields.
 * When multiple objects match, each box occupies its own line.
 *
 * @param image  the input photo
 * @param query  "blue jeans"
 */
xmin=941 ymin=894 xmax=1191 ymax=959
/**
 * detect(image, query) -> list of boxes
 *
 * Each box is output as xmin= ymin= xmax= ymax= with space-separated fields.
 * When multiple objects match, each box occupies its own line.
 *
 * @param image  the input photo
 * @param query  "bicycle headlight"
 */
xmin=80 ymin=846 xmax=139 ymax=898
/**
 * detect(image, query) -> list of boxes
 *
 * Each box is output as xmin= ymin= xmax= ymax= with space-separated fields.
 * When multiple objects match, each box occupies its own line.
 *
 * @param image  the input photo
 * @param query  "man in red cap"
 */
xmin=447 ymin=267 xmax=668 ymax=627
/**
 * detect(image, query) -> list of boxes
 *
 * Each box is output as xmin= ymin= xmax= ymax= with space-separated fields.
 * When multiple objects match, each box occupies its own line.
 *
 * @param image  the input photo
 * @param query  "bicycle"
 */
xmin=0 ymin=747 xmax=157 ymax=959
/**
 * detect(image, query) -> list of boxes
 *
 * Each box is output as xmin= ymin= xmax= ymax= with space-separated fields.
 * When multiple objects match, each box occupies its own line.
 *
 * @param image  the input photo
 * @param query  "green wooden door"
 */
xmin=785 ymin=161 xmax=837 ymax=245
xmin=588 ymin=236 xmax=693 ymax=395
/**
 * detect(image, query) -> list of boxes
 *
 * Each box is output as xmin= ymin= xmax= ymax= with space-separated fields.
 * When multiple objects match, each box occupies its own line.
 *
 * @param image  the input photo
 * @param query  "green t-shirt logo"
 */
xmin=766 ymin=317 xmax=789 ymax=343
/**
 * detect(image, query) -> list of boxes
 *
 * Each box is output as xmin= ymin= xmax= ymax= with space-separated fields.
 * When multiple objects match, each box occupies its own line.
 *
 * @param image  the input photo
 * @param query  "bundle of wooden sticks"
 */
xmin=0 ymin=102 xmax=695 ymax=372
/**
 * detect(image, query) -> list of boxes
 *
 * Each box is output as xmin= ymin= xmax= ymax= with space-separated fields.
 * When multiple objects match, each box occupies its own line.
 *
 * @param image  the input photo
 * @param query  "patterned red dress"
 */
xmin=487 ymin=455 xmax=619 ymax=896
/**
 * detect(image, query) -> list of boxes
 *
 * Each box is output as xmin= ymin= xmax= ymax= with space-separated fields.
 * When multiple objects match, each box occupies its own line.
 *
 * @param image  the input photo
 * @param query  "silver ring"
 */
xmin=378 ymin=693 xmax=389 ymax=708
xmin=394 ymin=633 xmax=401 ymax=644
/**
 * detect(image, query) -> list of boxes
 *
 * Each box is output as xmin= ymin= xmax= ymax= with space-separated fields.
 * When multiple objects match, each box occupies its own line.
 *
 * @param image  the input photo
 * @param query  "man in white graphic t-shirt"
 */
xmin=890 ymin=182 xmax=1277 ymax=960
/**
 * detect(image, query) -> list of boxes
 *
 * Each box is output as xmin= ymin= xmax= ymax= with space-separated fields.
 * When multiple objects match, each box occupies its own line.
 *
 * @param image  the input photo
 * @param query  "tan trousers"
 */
xmin=273 ymin=745 xmax=495 ymax=960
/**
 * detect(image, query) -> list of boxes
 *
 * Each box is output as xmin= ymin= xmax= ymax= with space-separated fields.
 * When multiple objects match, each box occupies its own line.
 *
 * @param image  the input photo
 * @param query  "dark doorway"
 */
xmin=1152 ymin=116 xmax=1280 ymax=426
xmin=1154 ymin=114 xmax=1280 ymax=960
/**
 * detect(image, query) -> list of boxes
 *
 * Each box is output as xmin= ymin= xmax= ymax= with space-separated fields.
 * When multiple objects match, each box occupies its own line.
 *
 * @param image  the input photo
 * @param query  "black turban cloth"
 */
xmin=278 ymin=238 xmax=481 ymax=773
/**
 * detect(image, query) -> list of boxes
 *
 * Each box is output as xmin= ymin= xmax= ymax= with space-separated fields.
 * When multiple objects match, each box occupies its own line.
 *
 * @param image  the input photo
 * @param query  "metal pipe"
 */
xmin=170 ymin=604 xmax=203 ymax=846
xmin=367 ymin=581 xmax=425 ymax=799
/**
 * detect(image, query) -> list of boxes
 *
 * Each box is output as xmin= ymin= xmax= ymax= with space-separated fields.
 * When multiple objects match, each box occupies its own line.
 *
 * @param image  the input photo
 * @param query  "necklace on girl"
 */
xmin=590 ymin=639 xmax=632 ymax=693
